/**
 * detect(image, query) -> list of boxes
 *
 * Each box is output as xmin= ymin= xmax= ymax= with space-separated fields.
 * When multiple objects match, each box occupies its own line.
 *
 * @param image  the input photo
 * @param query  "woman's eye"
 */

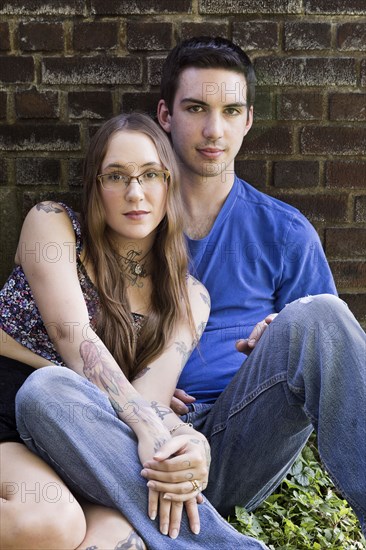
xmin=145 ymin=171 xmax=158 ymax=179
xmin=108 ymin=173 xmax=125 ymax=182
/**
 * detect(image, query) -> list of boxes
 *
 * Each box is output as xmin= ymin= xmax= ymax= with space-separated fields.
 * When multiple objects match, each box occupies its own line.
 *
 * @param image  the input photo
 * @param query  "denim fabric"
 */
xmin=15 ymin=367 xmax=267 ymax=549
xmin=16 ymin=294 xmax=366 ymax=543
xmin=182 ymin=294 xmax=366 ymax=537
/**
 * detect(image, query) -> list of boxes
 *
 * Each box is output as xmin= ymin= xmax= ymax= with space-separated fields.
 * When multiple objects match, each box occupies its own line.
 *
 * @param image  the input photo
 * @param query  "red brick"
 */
xmin=233 ymin=21 xmax=278 ymax=51
xmin=340 ymin=293 xmax=366 ymax=324
xmin=121 ymin=92 xmax=160 ymax=117
xmin=271 ymin=192 xmax=349 ymax=223
xmin=273 ymin=161 xmax=319 ymax=188
xmin=127 ymin=22 xmax=172 ymax=51
xmin=18 ymin=22 xmax=64 ymax=51
xmin=326 ymin=228 xmax=366 ymax=259
xmin=0 ymin=91 xmax=7 ymax=119
xmin=15 ymin=89 xmax=59 ymax=119
xmin=278 ymin=91 xmax=323 ymax=120
xmin=326 ymin=161 xmax=366 ymax=189
xmin=337 ymin=23 xmax=366 ymax=50
xmin=42 ymin=57 xmax=142 ymax=85
xmin=284 ymin=22 xmax=331 ymax=50
xmin=73 ymin=22 xmax=118 ymax=51
xmin=362 ymin=60 xmax=366 ymax=87
xmin=301 ymin=127 xmax=366 ymax=156
xmin=0 ymin=0 xmax=84 ymax=15
xmin=330 ymin=261 xmax=366 ymax=290
xmin=69 ymin=91 xmax=113 ymax=119
xmin=255 ymin=57 xmax=356 ymax=86
xmin=0 ymin=56 xmax=34 ymax=83
xmin=240 ymin=126 xmax=293 ymax=155
xmin=355 ymin=196 xmax=366 ymax=223
xmin=181 ymin=22 xmax=229 ymax=41
xmin=199 ymin=0 xmax=302 ymax=14
xmin=305 ymin=0 xmax=366 ymax=14
xmin=68 ymin=158 xmax=84 ymax=187
xmin=16 ymin=158 xmax=61 ymax=185
xmin=235 ymin=160 xmax=267 ymax=188
xmin=0 ymin=124 xmax=80 ymax=151
xmin=147 ymin=57 xmax=165 ymax=87
xmin=0 ymin=22 xmax=10 ymax=50
xmin=329 ymin=93 xmax=366 ymax=121
xmin=254 ymin=89 xmax=273 ymax=120
xmin=91 ymin=0 xmax=192 ymax=14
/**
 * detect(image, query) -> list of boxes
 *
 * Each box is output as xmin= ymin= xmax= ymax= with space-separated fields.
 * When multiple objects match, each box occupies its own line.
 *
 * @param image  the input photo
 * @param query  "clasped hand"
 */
xmin=139 ymin=433 xmax=210 ymax=539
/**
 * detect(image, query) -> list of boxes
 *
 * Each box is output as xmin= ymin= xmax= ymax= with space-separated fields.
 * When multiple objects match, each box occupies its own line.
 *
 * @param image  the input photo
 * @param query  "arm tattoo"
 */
xmin=80 ymin=340 xmax=170 ymax=442
xmin=150 ymin=400 xmax=173 ymax=421
xmin=200 ymin=291 xmax=211 ymax=307
xmin=175 ymin=340 xmax=193 ymax=368
xmin=36 ymin=201 xmax=63 ymax=214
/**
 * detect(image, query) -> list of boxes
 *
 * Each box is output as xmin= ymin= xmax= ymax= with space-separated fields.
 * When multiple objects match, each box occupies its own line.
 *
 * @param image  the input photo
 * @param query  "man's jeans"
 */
xmin=16 ymin=294 xmax=366 ymax=545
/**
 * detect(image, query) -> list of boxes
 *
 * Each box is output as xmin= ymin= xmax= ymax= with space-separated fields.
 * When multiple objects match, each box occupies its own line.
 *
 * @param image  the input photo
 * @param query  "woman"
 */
xmin=1 ymin=113 xmax=267 ymax=549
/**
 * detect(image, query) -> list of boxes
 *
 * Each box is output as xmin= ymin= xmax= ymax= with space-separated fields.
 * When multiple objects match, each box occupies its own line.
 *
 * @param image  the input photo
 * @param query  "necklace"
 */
xmin=117 ymin=248 xmax=151 ymax=280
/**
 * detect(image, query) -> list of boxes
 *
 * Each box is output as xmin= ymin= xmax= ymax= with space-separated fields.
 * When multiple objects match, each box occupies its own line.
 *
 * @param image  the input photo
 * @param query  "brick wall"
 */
xmin=0 ymin=0 xmax=365 ymax=324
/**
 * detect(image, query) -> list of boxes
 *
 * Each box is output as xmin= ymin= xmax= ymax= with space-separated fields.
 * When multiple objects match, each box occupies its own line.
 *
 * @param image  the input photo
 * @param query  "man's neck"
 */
xmin=181 ymin=171 xmax=235 ymax=240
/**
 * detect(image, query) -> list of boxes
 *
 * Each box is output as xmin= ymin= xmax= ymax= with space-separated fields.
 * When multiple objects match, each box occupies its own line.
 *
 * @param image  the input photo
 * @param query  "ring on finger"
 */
xmin=190 ymin=479 xmax=200 ymax=492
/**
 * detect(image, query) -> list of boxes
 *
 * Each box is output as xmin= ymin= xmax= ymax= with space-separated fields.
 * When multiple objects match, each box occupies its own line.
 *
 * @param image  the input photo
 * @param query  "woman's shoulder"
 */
xmin=16 ymin=201 xmax=83 ymax=262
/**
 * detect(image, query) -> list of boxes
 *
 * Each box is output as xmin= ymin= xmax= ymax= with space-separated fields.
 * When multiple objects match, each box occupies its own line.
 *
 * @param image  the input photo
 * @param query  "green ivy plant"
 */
xmin=231 ymin=437 xmax=366 ymax=549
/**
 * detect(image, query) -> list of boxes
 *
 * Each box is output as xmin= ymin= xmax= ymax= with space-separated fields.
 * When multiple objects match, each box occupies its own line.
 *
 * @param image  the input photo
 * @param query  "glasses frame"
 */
xmin=97 ymin=169 xmax=170 ymax=191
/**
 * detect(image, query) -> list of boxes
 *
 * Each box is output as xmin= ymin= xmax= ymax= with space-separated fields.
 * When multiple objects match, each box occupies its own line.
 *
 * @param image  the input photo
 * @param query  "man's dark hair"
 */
xmin=160 ymin=36 xmax=256 ymax=114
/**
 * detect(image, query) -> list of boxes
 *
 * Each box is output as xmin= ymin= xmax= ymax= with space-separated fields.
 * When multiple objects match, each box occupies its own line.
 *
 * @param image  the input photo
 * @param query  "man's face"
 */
xmin=158 ymin=67 xmax=253 ymax=184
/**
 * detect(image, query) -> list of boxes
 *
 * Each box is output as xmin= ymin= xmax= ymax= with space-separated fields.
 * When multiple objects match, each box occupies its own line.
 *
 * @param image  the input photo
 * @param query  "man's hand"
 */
xmin=236 ymin=313 xmax=278 ymax=355
xmin=170 ymin=388 xmax=196 ymax=415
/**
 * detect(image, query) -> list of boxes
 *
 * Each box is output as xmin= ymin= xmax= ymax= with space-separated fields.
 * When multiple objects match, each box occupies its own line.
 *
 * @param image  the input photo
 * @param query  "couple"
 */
xmin=1 ymin=37 xmax=365 ymax=549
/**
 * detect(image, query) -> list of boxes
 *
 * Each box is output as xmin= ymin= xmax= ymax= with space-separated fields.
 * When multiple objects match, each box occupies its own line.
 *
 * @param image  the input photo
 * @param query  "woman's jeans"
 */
xmin=16 ymin=294 xmax=366 ymax=545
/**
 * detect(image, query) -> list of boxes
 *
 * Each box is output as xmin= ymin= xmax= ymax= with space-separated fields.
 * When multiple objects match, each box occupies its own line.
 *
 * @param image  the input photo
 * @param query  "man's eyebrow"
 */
xmin=180 ymin=98 xmax=247 ymax=107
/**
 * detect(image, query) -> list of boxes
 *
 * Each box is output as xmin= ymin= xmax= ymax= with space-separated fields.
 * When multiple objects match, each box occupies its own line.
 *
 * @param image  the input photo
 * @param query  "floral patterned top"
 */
xmin=0 ymin=203 xmax=144 ymax=366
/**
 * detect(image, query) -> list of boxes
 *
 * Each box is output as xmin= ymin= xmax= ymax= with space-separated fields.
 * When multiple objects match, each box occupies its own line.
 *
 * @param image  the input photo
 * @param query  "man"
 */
xmin=155 ymin=36 xmax=366 ymax=532
xmin=16 ymin=37 xmax=366 ymax=546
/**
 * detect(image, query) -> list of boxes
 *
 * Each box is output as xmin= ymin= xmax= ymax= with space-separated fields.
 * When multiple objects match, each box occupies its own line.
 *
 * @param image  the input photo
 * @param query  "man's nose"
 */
xmin=202 ymin=112 xmax=224 ymax=141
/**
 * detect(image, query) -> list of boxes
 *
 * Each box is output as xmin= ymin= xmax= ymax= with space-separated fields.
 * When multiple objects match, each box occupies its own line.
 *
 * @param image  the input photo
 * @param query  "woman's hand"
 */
xmin=142 ymin=434 xmax=210 ymax=498
xmin=140 ymin=433 xmax=210 ymax=537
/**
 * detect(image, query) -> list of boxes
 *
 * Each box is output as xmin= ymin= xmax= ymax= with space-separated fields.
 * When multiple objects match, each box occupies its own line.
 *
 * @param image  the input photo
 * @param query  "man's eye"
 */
xmin=225 ymin=108 xmax=240 ymax=116
xmin=187 ymin=105 xmax=204 ymax=113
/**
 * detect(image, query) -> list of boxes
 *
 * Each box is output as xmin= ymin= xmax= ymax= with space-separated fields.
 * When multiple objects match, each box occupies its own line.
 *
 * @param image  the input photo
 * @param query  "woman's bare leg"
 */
xmin=76 ymin=502 xmax=146 ymax=550
xmin=0 ymin=442 xmax=86 ymax=549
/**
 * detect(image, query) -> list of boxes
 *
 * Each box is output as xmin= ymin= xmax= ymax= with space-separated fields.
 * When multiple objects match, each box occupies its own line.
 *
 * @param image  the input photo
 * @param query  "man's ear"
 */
xmin=157 ymin=99 xmax=172 ymax=133
xmin=244 ymin=106 xmax=254 ymax=137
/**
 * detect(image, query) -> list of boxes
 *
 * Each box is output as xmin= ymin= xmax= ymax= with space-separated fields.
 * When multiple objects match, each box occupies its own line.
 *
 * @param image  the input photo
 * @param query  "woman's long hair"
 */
xmin=81 ymin=113 xmax=194 ymax=381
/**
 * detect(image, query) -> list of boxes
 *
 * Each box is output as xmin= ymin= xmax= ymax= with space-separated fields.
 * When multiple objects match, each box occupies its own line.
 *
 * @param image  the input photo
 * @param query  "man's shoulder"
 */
xmin=235 ymin=176 xmax=301 ymax=218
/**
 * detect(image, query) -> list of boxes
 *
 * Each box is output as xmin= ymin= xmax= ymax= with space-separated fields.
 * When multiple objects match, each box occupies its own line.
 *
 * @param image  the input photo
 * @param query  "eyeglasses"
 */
xmin=97 ymin=169 xmax=170 ymax=191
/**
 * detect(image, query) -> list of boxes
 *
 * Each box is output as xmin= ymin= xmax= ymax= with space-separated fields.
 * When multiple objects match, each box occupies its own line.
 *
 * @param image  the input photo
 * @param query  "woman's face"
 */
xmin=98 ymin=130 xmax=169 ymax=250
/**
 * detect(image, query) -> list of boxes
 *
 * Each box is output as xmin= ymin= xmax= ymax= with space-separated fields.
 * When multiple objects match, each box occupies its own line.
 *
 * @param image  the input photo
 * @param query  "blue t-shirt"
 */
xmin=179 ymin=176 xmax=337 ymax=403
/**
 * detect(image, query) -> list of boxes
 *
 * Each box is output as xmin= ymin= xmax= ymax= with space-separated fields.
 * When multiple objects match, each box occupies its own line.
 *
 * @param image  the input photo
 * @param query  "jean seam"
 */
xmin=211 ymin=372 xmax=288 ymax=436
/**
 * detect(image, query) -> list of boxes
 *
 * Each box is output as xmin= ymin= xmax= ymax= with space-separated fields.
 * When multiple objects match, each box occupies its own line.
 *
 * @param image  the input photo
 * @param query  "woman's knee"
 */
xmin=0 ymin=497 xmax=86 ymax=550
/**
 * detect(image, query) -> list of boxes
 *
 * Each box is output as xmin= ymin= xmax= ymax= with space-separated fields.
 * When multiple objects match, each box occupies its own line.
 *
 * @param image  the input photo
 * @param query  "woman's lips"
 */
xmin=124 ymin=211 xmax=149 ymax=220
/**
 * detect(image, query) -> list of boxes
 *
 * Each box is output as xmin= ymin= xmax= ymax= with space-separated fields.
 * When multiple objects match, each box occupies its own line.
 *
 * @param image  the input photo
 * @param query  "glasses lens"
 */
xmin=101 ymin=173 xmax=129 ymax=189
xmin=140 ymin=171 xmax=166 ymax=185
